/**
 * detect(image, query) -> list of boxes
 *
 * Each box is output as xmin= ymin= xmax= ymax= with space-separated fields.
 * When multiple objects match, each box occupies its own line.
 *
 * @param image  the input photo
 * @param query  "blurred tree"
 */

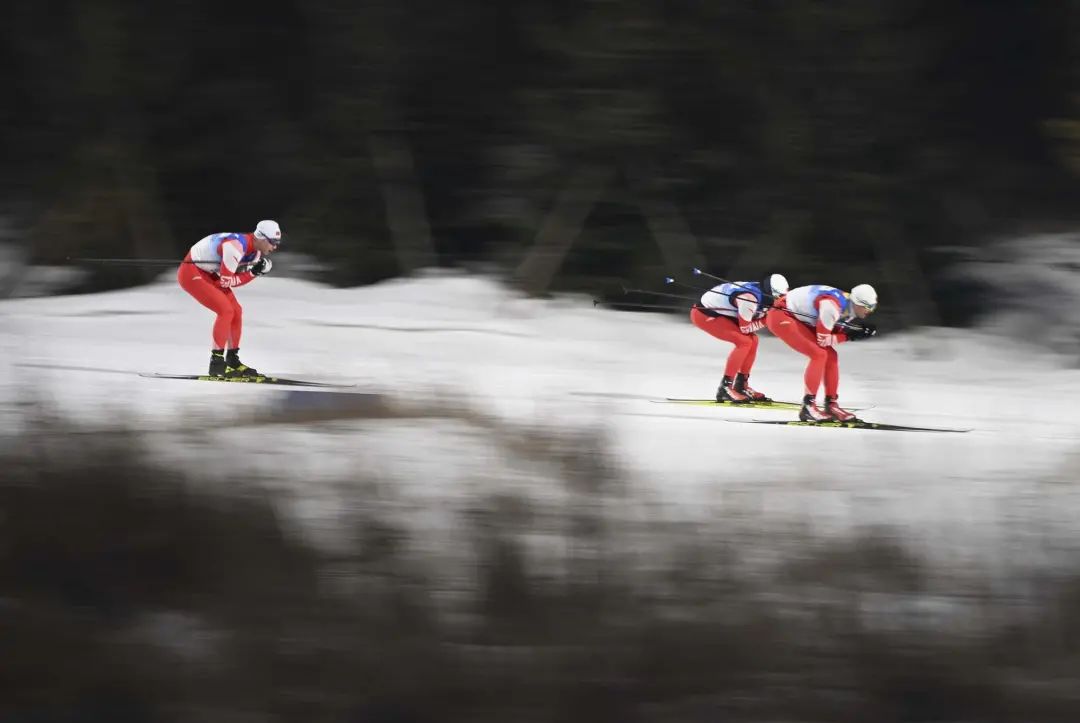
xmin=1043 ymin=0 xmax=1080 ymax=179
xmin=1046 ymin=97 xmax=1080 ymax=177
xmin=0 ymin=0 xmax=1076 ymax=307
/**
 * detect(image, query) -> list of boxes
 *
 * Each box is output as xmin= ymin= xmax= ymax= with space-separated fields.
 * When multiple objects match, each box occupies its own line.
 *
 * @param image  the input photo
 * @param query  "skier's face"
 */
xmin=254 ymin=236 xmax=278 ymax=255
xmin=852 ymin=303 xmax=874 ymax=319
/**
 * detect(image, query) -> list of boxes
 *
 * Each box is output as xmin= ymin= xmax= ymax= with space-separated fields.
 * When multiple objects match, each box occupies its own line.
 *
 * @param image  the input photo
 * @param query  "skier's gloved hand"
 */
xmin=843 ymin=323 xmax=876 ymax=342
xmin=251 ymin=257 xmax=273 ymax=277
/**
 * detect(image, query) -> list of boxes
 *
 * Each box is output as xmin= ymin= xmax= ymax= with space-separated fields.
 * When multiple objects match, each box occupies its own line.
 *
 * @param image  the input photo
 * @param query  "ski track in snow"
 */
xmin=2 ymin=270 xmax=1080 ymax=570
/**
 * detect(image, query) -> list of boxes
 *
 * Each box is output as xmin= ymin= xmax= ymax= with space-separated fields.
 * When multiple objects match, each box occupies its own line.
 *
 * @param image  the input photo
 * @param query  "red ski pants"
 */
xmin=765 ymin=308 xmax=838 ymax=398
xmin=690 ymin=308 xmax=759 ymax=378
xmin=177 ymin=256 xmax=242 ymax=349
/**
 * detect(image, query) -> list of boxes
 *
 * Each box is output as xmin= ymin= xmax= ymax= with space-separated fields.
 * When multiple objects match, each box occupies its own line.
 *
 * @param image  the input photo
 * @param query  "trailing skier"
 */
xmin=691 ymin=273 xmax=789 ymax=403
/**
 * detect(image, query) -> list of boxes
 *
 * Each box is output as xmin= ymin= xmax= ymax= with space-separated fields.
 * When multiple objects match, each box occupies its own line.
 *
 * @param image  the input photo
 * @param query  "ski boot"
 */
xmin=734 ymin=373 xmax=771 ymax=402
xmin=208 ymin=349 xmax=227 ymax=378
xmin=798 ymin=394 xmax=835 ymax=422
xmin=716 ymin=375 xmax=751 ymax=404
xmin=225 ymin=349 xmax=261 ymax=379
xmin=824 ymin=396 xmax=860 ymax=423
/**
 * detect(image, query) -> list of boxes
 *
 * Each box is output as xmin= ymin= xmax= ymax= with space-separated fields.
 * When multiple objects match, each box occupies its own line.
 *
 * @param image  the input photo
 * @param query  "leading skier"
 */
xmin=177 ymin=219 xmax=281 ymax=378
xmin=766 ymin=283 xmax=878 ymax=422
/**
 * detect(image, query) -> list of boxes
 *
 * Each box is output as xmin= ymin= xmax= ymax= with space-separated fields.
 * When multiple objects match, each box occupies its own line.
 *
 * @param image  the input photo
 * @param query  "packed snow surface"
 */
xmin=3 ymin=270 xmax=1078 ymax=570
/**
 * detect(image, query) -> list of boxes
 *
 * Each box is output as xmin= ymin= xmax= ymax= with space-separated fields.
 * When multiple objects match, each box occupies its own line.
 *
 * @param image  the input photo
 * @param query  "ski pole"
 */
xmin=620 ymin=285 xmax=699 ymax=302
xmin=664 ymin=276 xmax=713 ymax=295
xmin=594 ymin=299 xmax=689 ymax=312
xmin=621 ymin=284 xmax=738 ymax=314
xmin=689 ymin=267 xmax=807 ymax=315
xmin=67 ymin=257 xmax=263 ymax=274
xmin=67 ymin=257 xmax=196 ymax=266
xmin=688 ymin=268 xmax=864 ymax=333
xmin=691 ymin=266 xmax=726 ymax=284
xmin=689 ymin=268 xmax=768 ymax=298
xmin=675 ymin=271 xmax=778 ymax=313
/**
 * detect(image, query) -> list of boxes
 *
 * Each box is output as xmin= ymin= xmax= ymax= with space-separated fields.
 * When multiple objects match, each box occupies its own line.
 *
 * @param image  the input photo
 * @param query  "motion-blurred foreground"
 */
xmin=5 ymin=412 xmax=1080 ymax=722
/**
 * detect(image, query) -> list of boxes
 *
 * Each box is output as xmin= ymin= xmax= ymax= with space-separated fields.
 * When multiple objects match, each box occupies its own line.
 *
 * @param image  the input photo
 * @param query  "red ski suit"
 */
xmin=765 ymin=296 xmax=851 ymax=398
xmin=177 ymin=234 xmax=258 ymax=349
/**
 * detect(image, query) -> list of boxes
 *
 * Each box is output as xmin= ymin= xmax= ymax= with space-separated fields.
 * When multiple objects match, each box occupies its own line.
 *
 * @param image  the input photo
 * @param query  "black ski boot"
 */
xmin=208 ymin=349 xmax=227 ymax=377
xmin=225 ymin=349 xmax=261 ymax=378
xmin=716 ymin=375 xmax=752 ymax=403
xmin=799 ymin=394 xmax=834 ymax=422
xmin=734 ymin=373 xmax=771 ymax=402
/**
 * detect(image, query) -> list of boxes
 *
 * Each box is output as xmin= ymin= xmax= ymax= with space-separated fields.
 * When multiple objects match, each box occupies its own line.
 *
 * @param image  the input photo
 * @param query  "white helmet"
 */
xmin=765 ymin=273 xmax=789 ymax=297
xmin=850 ymin=283 xmax=878 ymax=310
xmin=254 ymin=219 xmax=282 ymax=246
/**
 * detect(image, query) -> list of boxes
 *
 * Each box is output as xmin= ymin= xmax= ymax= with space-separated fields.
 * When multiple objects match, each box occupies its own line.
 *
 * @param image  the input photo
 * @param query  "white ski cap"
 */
xmin=850 ymin=283 xmax=878 ymax=310
xmin=766 ymin=273 xmax=789 ymax=296
xmin=254 ymin=219 xmax=282 ymax=245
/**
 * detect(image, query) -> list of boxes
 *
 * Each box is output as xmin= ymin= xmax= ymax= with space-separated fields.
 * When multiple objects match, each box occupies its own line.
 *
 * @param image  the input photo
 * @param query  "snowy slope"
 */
xmin=2 ymin=270 xmax=1079 ymax=568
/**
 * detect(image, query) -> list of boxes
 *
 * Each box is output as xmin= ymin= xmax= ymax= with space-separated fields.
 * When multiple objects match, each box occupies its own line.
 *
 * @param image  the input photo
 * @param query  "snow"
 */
xmin=2 ymin=268 xmax=1080 ymax=573
xmin=944 ymin=231 xmax=1080 ymax=356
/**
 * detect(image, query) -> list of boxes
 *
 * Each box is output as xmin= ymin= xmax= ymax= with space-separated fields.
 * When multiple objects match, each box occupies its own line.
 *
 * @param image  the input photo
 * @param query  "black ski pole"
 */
xmin=691 ymin=266 xmax=726 ymax=283
xmin=620 ymin=285 xmax=699 ymax=302
xmin=67 ymin=257 xmax=196 ymax=266
xmin=664 ymin=276 xmax=713 ymax=295
xmin=675 ymin=270 xmax=777 ymax=314
xmin=687 ymin=267 xmax=861 ymax=331
xmin=594 ymin=299 xmax=690 ymax=312
xmin=67 ymin=257 xmax=264 ymax=274
xmin=625 ymin=282 xmax=748 ymax=315
xmin=688 ymin=268 xmax=766 ymax=298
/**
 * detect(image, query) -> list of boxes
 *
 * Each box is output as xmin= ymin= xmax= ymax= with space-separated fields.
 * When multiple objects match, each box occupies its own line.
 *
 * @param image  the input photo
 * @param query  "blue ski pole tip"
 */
xmin=692 ymin=267 xmax=702 ymax=275
xmin=664 ymin=277 xmax=674 ymax=284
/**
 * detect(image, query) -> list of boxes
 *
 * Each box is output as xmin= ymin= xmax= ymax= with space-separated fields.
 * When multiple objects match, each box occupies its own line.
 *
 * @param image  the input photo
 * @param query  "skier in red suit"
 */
xmin=177 ymin=219 xmax=281 ymax=377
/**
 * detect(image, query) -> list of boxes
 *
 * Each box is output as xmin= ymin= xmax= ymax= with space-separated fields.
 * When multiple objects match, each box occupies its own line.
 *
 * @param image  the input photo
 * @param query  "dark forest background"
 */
xmin=3 ymin=0 xmax=1079 ymax=314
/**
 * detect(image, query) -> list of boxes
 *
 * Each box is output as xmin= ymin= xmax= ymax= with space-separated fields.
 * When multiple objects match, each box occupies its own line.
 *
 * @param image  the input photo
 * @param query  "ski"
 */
xmin=655 ymin=398 xmax=803 ymax=411
xmin=139 ymin=373 xmax=356 ymax=389
xmin=657 ymin=398 xmax=874 ymax=412
xmin=727 ymin=419 xmax=970 ymax=433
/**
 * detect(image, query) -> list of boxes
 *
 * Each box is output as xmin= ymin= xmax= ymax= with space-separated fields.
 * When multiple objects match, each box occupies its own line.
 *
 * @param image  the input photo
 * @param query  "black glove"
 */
xmin=842 ymin=323 xmax=876 ymax=342
xmin=250 ymin=257 xmax=273 ymax=277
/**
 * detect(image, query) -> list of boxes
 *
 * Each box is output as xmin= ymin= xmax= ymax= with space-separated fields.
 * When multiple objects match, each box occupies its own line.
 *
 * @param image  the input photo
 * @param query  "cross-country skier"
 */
xmin=765 ymin=283 xmax=877 ymax=422
xmin=177 ymin=220 xmax=281 ymax=378
xmin=691 ymin=273 xmax=790 ymax=403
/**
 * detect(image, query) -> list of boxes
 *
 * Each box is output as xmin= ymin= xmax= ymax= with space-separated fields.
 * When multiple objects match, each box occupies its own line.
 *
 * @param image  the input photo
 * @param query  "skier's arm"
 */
xmin=218 ymin=241 xmax=257 ymax=288
xmin=224 ymin=270 xmax=257 ymax=288
xmin=818 ymin=304 xmax=877 ymax=343
xmin=735 ymin=293 xmax=765 ymax=334
xmin=814 ymin=298 xmax=843 ymax=346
